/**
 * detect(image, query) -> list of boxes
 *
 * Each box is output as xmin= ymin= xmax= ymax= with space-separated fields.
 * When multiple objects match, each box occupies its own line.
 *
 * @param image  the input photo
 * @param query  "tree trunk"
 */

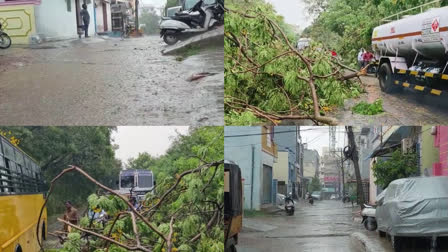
xmin=346 ymin=126 xmax=365 ymax=208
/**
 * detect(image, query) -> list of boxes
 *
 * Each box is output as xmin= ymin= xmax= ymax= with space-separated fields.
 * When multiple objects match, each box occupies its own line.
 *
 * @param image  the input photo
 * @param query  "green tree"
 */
xmin=308 ymin=176 xmax=321 ymax=192
xmin=1 ymin=126 xmax=121 ymax=214
xmin=127 ymin=152 xmax=157 ymax=170
xmin=372 ymin=149 xmax=419 ymax=188
xmin=139 ymin=8 xmax=160 ymax=35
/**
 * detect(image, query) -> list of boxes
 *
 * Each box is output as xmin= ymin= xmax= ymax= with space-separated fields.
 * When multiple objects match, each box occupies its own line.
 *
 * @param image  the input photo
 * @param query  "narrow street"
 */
xmin=0 ymin=35 xmax=223 ymax=126
xmin=236 ymin=200 xmax=391 ymax=252
xmin=329 ymin=75 xmax=448 ymax=125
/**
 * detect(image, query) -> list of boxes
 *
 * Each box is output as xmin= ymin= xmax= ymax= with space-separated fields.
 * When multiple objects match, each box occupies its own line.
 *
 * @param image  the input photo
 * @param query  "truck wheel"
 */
xmin=378 ymin=230 xmax=386 ymax=237
xmin=378 ymin=63 xmax=398 ymax=93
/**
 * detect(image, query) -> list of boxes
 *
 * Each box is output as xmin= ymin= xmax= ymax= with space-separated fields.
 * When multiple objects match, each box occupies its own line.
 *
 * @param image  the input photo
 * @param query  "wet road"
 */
xmin=237 ymin=200 xmax=373 ymax=252
xmin=238 ymin=200 xmax=361 ymax=252
xmin=0 ymin=35 xmax=223 ymax=126
xmin=330 ymin=75 xmax=448 ymax=125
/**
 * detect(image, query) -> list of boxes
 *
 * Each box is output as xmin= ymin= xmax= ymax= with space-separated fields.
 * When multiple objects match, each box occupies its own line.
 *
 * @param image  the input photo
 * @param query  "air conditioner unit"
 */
xmin=401 ymin=138 xmax=413 ymax=153
xmin=431 ymin=126 xmax=437 ymax=135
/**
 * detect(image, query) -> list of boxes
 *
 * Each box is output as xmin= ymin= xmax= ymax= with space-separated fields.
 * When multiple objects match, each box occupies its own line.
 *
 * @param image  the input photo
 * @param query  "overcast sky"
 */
xmin=301 ymin=127 xmax=346 ymax=155
xmin=141 ymin=0 xmax=166 ymax=7
xmin=112 ymin=126 xmax=189 ymax=164
xmin=266 ymin=0 xmax=312 ymax=28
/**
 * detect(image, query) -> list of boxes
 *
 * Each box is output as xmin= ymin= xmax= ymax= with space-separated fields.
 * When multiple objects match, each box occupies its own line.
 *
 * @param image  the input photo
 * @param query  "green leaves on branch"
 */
xmin=352 ymin=99 xmax=384 ymax=115
xmin=372 ymin=150 xmax=419 ymax=188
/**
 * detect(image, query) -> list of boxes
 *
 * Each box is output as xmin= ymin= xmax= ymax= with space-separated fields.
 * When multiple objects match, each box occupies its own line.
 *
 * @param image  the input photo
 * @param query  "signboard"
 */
xmin=422 ymin=17 xmax=440 ymax=43
xmin=324 ymin=176 xmax=339 ymax=182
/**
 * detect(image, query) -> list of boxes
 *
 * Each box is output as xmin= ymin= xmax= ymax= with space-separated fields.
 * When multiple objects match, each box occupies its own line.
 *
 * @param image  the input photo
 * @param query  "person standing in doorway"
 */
xmin=80 ymin=4 xmax=90 ymax=38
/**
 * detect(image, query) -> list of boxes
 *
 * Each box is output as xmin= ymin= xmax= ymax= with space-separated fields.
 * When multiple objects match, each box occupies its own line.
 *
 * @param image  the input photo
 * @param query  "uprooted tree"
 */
xmin=224 ymin=0 xmax=366 ymax=126
xmin=39 ymin=161 xmax=224 ymax=252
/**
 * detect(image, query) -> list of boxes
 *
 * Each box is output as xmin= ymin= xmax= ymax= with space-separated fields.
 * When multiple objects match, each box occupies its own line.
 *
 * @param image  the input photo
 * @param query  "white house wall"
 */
xmin=35 ymin=1 xmax=95 ymax=41
xmin=95 ymin=1 xmax=111 ymax=32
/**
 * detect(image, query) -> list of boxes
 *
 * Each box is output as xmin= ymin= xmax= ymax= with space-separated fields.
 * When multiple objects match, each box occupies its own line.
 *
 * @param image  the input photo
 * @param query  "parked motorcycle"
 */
xmin=361 ymin=204 xmax=377 ymax=231
xmin=0 ymin=23 xmax=12 ymax=49
xmin=159 ymin=0 xmax=224 ymax=45
xmin=342 ymin=193 xmax=350 ymax=203
xmin=284 ymin=193 xmax=295 ymax=216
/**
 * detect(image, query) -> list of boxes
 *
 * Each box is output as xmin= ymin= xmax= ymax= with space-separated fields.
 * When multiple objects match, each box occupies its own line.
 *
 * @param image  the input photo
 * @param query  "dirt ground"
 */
xmin=328 ymin=75 xmax=448 ymax=125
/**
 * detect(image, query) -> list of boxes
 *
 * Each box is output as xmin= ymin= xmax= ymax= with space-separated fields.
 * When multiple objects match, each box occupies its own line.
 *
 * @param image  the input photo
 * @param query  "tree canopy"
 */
xmin=1 ymin=126 xmax=121 ymax=214
xmin=372 ymin=149 xmax=419 ymax=188
xmin=303 ymin=0 xmax=448 ymax=65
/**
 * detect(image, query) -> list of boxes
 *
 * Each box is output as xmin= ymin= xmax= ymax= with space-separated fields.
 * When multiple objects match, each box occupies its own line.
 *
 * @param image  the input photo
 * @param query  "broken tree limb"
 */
xmin=58 ymin=218 xmax=151 ymax=252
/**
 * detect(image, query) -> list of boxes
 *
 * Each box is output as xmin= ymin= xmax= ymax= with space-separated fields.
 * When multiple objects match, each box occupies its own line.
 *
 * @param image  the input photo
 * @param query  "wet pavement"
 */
xmin=0 ymin=35 xmax=223 ymax=126
xmin=329 ymin=75 xmax=448 ymax=125
xmin=237 ymin=200 xmax=375 ymax=252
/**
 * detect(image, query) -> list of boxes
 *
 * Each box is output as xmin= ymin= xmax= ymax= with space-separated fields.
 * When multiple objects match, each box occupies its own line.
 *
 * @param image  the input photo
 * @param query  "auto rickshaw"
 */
xmin=224 ymin=161 xmax=243 ymax=252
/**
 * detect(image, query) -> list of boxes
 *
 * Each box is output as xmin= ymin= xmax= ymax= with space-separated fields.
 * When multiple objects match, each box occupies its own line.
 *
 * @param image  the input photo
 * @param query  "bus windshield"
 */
xmin=121 ymin=175 xmax=134 ymax=188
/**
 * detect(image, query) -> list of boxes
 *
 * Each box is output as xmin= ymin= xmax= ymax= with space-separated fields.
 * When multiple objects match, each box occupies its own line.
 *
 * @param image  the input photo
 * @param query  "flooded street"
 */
xmin=329 ymin=75 xmax=448 ymax=125
xmin=0 ymin=35 xmax=223 ymax=125
xmin=237 ymin=200 xmax=392 ymax=252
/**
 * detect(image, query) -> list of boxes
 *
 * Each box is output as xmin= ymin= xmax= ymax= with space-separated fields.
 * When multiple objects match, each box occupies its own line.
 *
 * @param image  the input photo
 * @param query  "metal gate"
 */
xmin=262 ymin=165 xmax=272 ymax=204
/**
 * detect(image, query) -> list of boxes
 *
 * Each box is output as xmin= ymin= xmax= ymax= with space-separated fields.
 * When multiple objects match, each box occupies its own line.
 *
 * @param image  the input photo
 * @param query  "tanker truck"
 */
xmin=372 ymin=4 xmax=448 ymax=96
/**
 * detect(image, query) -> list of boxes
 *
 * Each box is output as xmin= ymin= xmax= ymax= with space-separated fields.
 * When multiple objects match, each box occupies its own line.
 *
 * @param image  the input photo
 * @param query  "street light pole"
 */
xmin=135 ymin=0 xmax=139 ymax=34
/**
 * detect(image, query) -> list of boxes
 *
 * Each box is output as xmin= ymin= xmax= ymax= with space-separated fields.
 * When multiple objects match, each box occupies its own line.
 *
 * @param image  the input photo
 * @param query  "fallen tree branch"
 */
xmin=58 ymin=218 xmax=151 ymax=252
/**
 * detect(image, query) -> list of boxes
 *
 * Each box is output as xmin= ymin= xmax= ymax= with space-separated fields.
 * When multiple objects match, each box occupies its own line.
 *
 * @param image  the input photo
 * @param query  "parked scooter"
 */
xmin=159 ymin=0 xmax=223 ymax=45
xmin=361 ymin=204 xmax=377 ymax=231
xmin=0 ymin=23 xmax=12 ymax=49
xmin=342 ymin=193 xmax=350 ymax=203
xmin=284 ymin=193 xmax=295 ymax=216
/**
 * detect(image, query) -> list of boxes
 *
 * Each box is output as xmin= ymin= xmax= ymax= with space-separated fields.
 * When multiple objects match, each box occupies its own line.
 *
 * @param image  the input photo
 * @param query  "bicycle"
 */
xmin=0 ymin=23 xmax=12 ymax=49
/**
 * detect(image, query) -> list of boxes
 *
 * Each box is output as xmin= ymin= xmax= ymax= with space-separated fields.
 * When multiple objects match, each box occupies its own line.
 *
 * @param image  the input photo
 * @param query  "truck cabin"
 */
xmin=119 ymin=169 xmax=155 ymax=200
xmin=224 ymin=161 xmax=243 ymax=251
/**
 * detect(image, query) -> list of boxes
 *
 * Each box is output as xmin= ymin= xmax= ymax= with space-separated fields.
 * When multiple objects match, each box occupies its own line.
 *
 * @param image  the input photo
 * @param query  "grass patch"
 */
xmin=352 ymin=99 xmax=384 ymax=115
xmin=175 ymin=45 xmax=201 ymax=61
xmin=244 ymin=209 xmax=267 ymax=217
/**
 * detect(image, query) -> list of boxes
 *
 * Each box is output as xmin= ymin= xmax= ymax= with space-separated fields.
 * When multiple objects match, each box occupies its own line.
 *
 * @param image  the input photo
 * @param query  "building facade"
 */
xmin=224 ymin=126 xmax=277 ymax=210
xmin=0 ymin=0 xmax=105 ymax=44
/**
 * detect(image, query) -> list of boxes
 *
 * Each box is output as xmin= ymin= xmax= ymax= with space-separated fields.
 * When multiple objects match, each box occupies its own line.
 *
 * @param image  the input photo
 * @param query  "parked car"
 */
xmin=376 ymin=176 xmax=448 ymax=252
xmin=330 ymin=194 xmax=337 ymax=200
xmin=311 ymin=191 xmax=321 ymax=201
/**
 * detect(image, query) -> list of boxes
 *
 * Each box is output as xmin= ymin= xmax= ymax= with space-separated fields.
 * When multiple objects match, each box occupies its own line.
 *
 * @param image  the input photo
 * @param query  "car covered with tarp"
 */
xmin=376 ymin=176 xmax=448 ymax=250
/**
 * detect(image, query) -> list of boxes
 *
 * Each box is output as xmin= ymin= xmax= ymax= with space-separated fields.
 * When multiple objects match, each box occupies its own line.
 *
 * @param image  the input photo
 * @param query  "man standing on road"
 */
xmin=63 ymin=201 xmax=79 ymax=232
xmin=80 ymin=4 xmax=90 ymax=38
xmin=357 ymin=48 xmax=365 ymax=69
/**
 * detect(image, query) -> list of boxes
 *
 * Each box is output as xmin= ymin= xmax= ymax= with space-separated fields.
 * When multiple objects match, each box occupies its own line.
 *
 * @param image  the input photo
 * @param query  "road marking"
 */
xmin=394 ymin=80 xmax=400 ymax=85
xmin=410 ymin=71 xmax=418 ymax=76
xmin=414 ymin=85 xmax=425 ymax=91
xmin=442 ymin=74 xmax=448 ymax=80
xmin=398 ymin=69 xmax=406 ymax=74
xmin=424 ymin=72 xmax=434 ymax=78
xmin=403 ymin=82 xmax=410 ymax=87
xmin=431 ymin=89 xmax=442 ymax=96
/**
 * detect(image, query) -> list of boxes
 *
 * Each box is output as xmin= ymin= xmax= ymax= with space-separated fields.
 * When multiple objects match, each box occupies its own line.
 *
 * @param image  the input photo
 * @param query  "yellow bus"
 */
xmin=0 ymin=135 xmax=47 ymax=252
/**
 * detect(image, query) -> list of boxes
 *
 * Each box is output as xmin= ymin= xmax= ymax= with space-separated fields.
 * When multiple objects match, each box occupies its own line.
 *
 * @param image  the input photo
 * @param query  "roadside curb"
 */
xmin=350 ymin=232 xmax=389 ymax=252
xmin=350 ymin=232 xmax=375 ymax=252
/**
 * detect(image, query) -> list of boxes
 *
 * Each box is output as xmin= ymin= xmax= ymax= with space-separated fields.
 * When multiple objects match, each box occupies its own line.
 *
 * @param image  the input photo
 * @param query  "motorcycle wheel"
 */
xmin=0 ymin=33 xmax=12 ymax=49
xmin=364 ymin=217 xmax=377 ymax=231
xmin=163 ymin=33 xmax=179 ymax=45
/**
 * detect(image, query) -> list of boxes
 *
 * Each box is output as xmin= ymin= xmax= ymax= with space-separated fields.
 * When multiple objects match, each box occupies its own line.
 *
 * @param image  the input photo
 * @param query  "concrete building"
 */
xmin=95 ymin=0 xmax=112 ymax=33
xmin=0 ymin=0 xmax=96 ymax=43
xmin=273 ymin=126 xmax=299 ymax=198
xmin=224 ymin=126 xmax=278 ymax=210
xmin=273 ymin=152 xmax=288 ymax=195
xmin=431 ymin=126 xmax=448 ymax=176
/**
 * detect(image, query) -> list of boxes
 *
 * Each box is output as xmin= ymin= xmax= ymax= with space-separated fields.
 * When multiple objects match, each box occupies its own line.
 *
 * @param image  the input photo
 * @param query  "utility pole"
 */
xmin=135 ymin=0 xmax=139 ymax=34
xmin=346 ymin=126 xmax=365 ymax=208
